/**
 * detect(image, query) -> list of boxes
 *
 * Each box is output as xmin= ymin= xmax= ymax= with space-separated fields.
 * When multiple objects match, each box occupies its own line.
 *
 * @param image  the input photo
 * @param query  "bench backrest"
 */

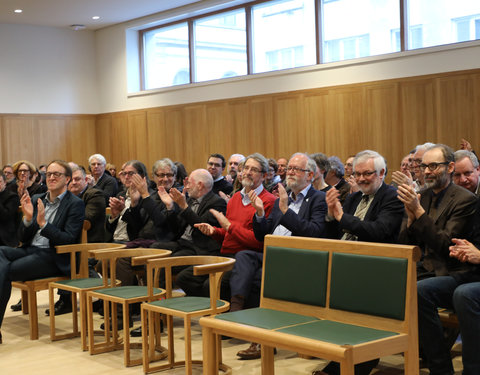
xmin=260 ymin=236 xmax=420 ymax=334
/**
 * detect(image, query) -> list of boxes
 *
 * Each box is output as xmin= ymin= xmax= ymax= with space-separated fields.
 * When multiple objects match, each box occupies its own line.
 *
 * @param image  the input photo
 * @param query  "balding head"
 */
xmin=187 ymin=169 xmax=213 ymax=199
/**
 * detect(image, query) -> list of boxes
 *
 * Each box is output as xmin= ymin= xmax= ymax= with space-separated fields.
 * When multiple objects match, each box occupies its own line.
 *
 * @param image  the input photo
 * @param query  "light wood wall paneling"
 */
xmin=1 ymin=115 xmax=36 ymax=165
xmin=227 ymin=100 xmax=250 ymax=157
xmin=399 ymin=79 xmax=436 ymax=152
xmin=164 ymin=107 xmax=187 ymax=169
xmin=273 ymin=94 xmax=305 ymax=159
xmin=36 ymin=117 xmax=71 ymax=165
xmin=127 ymin=110 xmax=148 ymax=166
xmin=248 ymin=98 xmax=275 ymax=158
xmin=95 ymin=114 xmax=114 ymax=166
xmin=146 ymin=108 xmax=168 ymax=171
xmin=206 ymin=102 xmax=234 ymax=162
xmin=324 ymin=87 xmax=365 ymax=159
xmin=66 ymin=115 xmax=97 ymax=166
xmin=303 ymin=91 xmax=329 ymax=155
xmin=183 ymin=104 xmax=208 ymax=173
xmin=110 ymin=112 xmax=130 ymax=167
xmin=435 ymin=73 xmax=479 ymax=147
xmin=364 ymin=82 xmax=402 ymax=171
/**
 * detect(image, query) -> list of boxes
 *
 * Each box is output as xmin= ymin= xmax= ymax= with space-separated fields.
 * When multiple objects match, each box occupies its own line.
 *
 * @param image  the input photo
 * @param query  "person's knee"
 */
xmin=453 ymin=284 xmax=479 ymax=314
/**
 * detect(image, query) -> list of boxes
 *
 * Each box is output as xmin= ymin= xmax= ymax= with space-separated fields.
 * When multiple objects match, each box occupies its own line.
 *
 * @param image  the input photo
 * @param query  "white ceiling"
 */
xmin=0 ymin=0 xmax=203 ymax=30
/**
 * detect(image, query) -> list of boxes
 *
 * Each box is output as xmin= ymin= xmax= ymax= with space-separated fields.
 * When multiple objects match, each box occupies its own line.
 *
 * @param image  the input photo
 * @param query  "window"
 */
xmin=194 ymin=9 xmax=247 ymax=82
xmin=322 ymin=0 xmax=400 ymax=63
xmin=252 ymin=0 xmax=316 ymax=73
xmin=143 ymin=23 xmax=189 ymax=89
xmin=407 ymin=0 xmax=480 ymax=49
xmin=138 ymin=0 xmax=480 ymax=91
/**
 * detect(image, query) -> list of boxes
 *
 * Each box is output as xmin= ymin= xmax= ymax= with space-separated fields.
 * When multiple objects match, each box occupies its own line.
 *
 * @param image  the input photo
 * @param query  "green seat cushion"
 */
xmin=215 ymin=307 xmax=318 ymax=330
xmin=95 ymin=286 xmax=163 ymax=299
xmin=263 ymin=246 xmax=329 ymax=306
xmin=277 ymin=320 xmax=398 ymax=345
xmin=148 ymin=296 xmax=226 ymax=312
xmin=55 ymin=278 xmax=105 ymax=289
xmin=330 ymin=253 xmax=407 ymax=320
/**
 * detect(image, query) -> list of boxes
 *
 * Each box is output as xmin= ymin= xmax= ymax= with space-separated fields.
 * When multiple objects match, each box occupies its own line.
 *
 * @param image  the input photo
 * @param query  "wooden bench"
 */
xmin=200 ymin=236 xmax=421 ymax=375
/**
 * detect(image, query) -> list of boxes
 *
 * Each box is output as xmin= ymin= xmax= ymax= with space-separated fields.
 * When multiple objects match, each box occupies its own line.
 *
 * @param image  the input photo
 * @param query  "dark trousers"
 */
xmin=0 ymin=246 xmax=63 ymax=326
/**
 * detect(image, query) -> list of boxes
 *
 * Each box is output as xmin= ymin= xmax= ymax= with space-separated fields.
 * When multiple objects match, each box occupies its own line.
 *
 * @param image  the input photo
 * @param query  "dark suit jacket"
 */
xmin=252 ymin=186 xmax=327 ymax=241
xmin=0 ymin=188 xmax=20 ymax=247
xmin=79 ymin=186 xmax=106 ymax=242
xmin=95 ymin=172 xmax=118 ymax=205
xmin=136 ymin=192 xmax=177 ymax=242
xmin=19 ymin=190 xmax=85 ymax=275
xmin=167 ymin=190 xmax=227 ymax=255
xmin=212 ymin=177 xmax=233 ymax=196
xmin=398 ymin=182 xmax=477 ymax=276
xmin=326 ymin=182 xmax=404 ymax=243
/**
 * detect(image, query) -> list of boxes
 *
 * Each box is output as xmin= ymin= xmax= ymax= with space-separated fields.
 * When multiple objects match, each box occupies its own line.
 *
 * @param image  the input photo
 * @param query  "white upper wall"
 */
xmin=0 ymin=23 xmax=98 ymax=114
xmin=96 ymin=4 xmax=480 ymax=114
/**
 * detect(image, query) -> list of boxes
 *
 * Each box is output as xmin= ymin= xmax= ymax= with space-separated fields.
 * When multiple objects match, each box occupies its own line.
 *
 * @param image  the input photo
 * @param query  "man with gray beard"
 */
xmin=397 ymin=146 xmax=478 ymax=375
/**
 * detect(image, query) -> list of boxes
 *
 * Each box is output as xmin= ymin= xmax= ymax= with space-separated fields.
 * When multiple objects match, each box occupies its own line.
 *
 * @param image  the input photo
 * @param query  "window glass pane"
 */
xmin=194 ymin=9 xmax=247 ymax=82
xmin=408 ymin=0 xmax=480 ymax=49
xmin=322 ymin=0 xmax=399 ymax=63
xmin=252 ymin=0 xmax=316 ymax=74
xmin=143 ymin=23 xmax=189 ymax=89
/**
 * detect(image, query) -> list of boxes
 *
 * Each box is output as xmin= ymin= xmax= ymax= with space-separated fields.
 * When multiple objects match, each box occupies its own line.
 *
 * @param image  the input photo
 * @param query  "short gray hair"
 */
xmin=245 ymin=153 xmax=269 ymax=174
xmin=192 ymin=169 xmax=213 ymax=191
xmin=152 ymin=158 xmax=177 ymax=176
xmin=328 ymin=156 xmax=345 ymax=178
xmin=454 ymin=150 xmax=479 ymax=168
xmin=88 ymin=153 xmax=106 ymax=166
xmin=229 ymin=154 xmax=245 ymax=163
xmin=354 ymin=150 xmax=387 ymax=178
xmin=291 ymin=153 xmax=317 ymax=175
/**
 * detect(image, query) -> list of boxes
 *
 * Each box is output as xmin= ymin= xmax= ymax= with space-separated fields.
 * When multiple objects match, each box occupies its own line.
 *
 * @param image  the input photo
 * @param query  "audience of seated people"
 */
xmin=2 ymin=142 xmax=480 ymax=375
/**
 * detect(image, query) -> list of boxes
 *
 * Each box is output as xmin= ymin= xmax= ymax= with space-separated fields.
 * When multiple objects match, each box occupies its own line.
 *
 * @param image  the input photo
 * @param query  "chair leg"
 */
xmin=261 ymin=345 xmax=275 ymax=375
xmin=49 ymin=285 xmax=56 ymax=341
xmin=79 ymin=291 xmax=88 ymax=351
xmin=184 ymin=316 xmax=192 ymax=375
xmin=21 ymin=290 xmax=29 ymax=314
xmin=123 ymin=302 xmax=131 ymax=366
xmin=71 ymin=291 xmax=79 ymax=336
xmin=202 ymin=326 xmax=216 ymax=375
xmin=28 ymin=289 xmax=39 ymax=340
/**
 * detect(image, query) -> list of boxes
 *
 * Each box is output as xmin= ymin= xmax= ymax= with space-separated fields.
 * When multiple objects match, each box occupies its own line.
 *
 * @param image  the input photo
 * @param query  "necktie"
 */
xmin=341 ymin=195 xmax=370 ymax=241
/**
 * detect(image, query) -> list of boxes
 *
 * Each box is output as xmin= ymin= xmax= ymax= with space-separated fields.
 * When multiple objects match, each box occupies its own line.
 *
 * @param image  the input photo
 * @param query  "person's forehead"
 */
xmin=246 ymin=158 xmax=261 ymax=168
xmin=124 ymin=165 xmax=137 ymax=172
xmin=354 ymin=159 xmax=374 ymax=170
xmin=230 ymin=156 xmax=242 ymax=163
xmin=423 ymin=148 xmax=443 ymax=162
xmin=455 ymin=157 xmax=474 ymax=170
xmin=47 ymin=163 xmax=65 ymax=172
xmin=208 ymin=157 xmax=222 ymax=164
xmin=277 ymin=158 xmax=287 ymax=164
xmin=289 ymin=155 xmax=306 ymax=166
xmin=90 ymin=158 xmax=104 ymax=165
xmin=72 ymin=170 xmax=84 ymax=178
xmin=156 ymin=166 xmax=172 ymax=173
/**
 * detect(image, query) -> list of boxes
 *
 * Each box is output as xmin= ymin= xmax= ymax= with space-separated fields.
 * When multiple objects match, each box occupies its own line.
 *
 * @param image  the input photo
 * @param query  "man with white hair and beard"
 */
xmin=397 ymin=144 xmax=478 ymax=375
xmin=317 ymin=150 xmax=405 ymax=375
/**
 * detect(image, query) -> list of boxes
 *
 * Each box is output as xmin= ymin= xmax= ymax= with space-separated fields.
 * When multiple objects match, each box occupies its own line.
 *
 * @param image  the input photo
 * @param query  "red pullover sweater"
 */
xmin=212 ymin=188 xmax=276 ymax=254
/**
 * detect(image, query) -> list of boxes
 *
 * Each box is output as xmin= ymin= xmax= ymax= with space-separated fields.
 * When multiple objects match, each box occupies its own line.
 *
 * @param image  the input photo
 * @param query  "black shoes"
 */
xmin=45 ymin=298 xmax=73 ymax=316
xmin=10 ymin=299 xmax=22 ymax=312
xmin=100 ymin=317 xmax=133 ymax=331
xmin=130 ymin=326 xmax=142 ymax=337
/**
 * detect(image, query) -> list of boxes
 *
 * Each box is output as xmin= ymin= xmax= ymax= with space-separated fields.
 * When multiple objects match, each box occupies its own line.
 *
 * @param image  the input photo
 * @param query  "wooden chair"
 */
xmin=11 ymin=219 xmax=91 ymax=340
xmin=86 ymin=247 xmax=171 ymax=367
xmin=48 ymin=242 xmax=126 ymax=350
xmin=141 ymin=255 xmax=235 ymax=375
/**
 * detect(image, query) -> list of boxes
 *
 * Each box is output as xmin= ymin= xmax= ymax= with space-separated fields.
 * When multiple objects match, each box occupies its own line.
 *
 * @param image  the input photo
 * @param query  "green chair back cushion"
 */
xmin=263 ymin=246 xmax=329 ymax=306
xmin=329 ymin=252 xmax=407 ymax=320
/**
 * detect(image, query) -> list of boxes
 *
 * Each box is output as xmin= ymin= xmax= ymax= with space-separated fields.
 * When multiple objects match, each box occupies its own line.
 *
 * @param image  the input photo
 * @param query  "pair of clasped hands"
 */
xmin=20 ymin=191 xmax=47 ymax=228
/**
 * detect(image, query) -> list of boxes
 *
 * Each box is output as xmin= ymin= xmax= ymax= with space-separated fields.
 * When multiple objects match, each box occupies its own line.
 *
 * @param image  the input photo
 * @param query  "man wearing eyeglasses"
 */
xmin=397 ymin=144 xmax=478 ymax=375
xmin=453 ymin=150 xmax=480 ymax=196
xmin=0 ymin=160 xmax=85 ymax=344
xmin=316 ymin=150 xmax=404 ymax=375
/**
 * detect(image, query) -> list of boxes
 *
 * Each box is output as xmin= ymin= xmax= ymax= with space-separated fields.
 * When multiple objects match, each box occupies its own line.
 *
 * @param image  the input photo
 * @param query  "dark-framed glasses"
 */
xmin=46 ymin=172 xmax=65 ymax=179
xmin=419 ymin=162 xmax=449 ymax=172
xmin=155 ymin=172 xmax=175 ymax=179
xmin=286 ymin=166 xmax=309 ymax=174
xmin=353 ymin=170 xmax=377 ymax=178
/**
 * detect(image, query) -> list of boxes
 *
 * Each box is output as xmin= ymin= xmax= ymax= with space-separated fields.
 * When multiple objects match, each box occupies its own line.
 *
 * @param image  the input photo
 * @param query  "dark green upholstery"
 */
xmin=148 ymin=296 xmax=226 ymax=312
xmin=95 ymin=286 xmax=163 ymax=299
xmin=277 ymin=320 xmax=398 ymax=345
xmin=215 ymin=307 xmax=318 ymax=330
xmin=329 ymin=253 xmax=407 ymax=320
xmin=263 ymin=246 xmax=329 ymax=306
xmin=55 ymin=278 xmax=105 ymax=289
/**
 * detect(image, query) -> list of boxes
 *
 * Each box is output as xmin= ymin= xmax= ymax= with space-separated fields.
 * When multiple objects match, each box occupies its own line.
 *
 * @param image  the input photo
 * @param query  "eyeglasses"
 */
xmin=353 ymin=170 xmax=377 ymax=178
xmin=286 ymin=166 xmax=309 ymax=174
xmin=243 ymin=166 xmax=261 ymax=174
xmin=419 ymin=162 xmax=449 ymax=172
xmin=18 ymin=169 xmax=30 ymax=174
xmin=123 ymin=171 xmax=137 ymax=177
xmin=155 ymin=172 xmax=174 ymax=179
xmin=4 ymin=171 xmax=13 ymax=175
xmin=46 ymin=172 xmax=65 ymax=179
xmin=453 ymin=171 xmax=475 ymax=178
